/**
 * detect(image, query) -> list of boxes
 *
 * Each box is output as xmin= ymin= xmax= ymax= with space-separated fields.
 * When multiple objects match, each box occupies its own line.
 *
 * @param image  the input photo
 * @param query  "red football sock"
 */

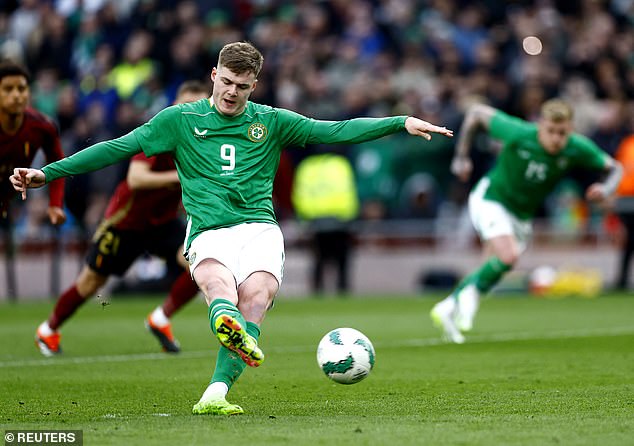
xmin=161 ymin=271 xmax=199 ymax=318
xmin=48 ymin=285 xmax=87 ymax=330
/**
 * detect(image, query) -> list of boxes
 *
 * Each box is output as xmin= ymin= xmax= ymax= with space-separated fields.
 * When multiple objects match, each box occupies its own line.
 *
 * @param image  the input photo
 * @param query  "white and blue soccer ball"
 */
xmin=316 ymin=327 xmax=375 ymax=384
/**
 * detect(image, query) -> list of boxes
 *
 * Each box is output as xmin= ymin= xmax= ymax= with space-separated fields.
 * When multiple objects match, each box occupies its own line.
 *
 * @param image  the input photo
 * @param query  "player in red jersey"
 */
xmin=34 ymin=81 xmax=209 ymax=356
xmin=0 ymin=61 xmax=66 ymax=299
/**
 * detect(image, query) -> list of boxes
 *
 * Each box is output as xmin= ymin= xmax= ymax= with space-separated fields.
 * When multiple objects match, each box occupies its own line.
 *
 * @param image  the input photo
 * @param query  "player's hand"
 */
xmin=47 ymin=206 xmax=66 ymax=225
xmin=10 ymin=168 xmax=46 ymax=200
xmin=585 ymin=183 xmax=608 ymax=202
xmin=450 ymin=155 xmax=473 ymax=182
xmin=404 ymin=117 xmax=453 ymax=140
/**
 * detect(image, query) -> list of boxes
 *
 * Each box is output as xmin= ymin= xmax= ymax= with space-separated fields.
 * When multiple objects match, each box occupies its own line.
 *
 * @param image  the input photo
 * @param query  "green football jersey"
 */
xmin=133 ymin=99 xmax=406 ymax=250
xmin=483 ymin=111 xmax=609 ymax=219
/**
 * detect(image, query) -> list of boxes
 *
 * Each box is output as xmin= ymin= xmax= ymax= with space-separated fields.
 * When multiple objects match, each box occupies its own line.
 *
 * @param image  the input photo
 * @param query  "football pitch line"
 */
xmin=1 ymin=325 xmax=633 ymax=369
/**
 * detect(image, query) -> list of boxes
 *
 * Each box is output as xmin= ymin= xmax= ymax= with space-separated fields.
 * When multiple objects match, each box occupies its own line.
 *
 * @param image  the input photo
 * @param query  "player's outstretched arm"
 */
xmin=10 ymin=168 xmax=46 ymax=200
xmin=451 ymin=103 xmax=496 ymax=182
xmin=586 ymin=158 xmax=623 ymax=202
xmin=404 ymin=117 xmax=453 ymax=140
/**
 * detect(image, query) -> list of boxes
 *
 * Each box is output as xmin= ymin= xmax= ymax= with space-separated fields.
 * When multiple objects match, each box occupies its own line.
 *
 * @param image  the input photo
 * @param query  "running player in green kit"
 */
xmin=11 ymin=41 xmax=453 ymax=415
xmin=430 ymin=99 xmax=622 ymax=344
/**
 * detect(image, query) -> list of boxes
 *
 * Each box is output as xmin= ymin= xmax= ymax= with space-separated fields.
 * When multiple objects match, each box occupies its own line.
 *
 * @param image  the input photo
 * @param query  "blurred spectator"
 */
xmin=77 ymin=43 xmax=119 ymax=128
xmin=108 ymin=30 xmax=155 ymax=100
xmin=27 ymin=9 xmax=74 ymax=80
xmin=31 ymin=68 xmax=61 ymax=119
xmin=352 ymin=137 xmax=399 ymax=219
xmin=7 ymin=0 xmax=41 ymax=53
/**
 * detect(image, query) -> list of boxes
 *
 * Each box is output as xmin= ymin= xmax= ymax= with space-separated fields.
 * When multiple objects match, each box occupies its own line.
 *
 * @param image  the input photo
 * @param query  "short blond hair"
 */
xmin=176 ymin=80 xmax=209 ymax=97
xmin=218 ymin=42 xmax=264 ymax=77
xmin=540 ymin=99 xmax=573 ymax=122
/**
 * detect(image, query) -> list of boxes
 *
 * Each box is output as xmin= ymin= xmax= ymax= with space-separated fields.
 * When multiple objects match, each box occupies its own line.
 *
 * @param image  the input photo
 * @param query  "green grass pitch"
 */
xmin=1 ymin=293 xmax=633 ymax=445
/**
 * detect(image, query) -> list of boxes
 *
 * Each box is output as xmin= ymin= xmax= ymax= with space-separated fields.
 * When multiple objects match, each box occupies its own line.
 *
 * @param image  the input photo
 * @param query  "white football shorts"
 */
xmin=187 ymin=222 xmax=285 ymax=287
xmin=468 ymin=178 xmax=532 ymax=252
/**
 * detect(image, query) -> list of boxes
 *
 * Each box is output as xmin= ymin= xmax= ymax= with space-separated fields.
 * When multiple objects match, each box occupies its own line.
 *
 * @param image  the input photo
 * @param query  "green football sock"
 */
xmin=454 ymin=256 xmax=512 ymax=296
xmin=210 ymin=321 xmax=261 ymax=389
xmin=246 ymin=321 xmax=261 ymax=341
xmin=207 ymin=298 xmax=246 ymax=335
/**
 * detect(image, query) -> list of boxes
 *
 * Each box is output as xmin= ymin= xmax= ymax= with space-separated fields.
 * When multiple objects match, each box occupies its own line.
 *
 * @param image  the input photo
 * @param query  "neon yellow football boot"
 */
xmin=213 ymin=314 xmax=264 ymax=367
xmin=192 ymin=397 xmax=244 ymax=415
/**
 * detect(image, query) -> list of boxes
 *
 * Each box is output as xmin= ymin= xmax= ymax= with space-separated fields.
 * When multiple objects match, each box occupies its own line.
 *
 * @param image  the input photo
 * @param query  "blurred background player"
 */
xmin=0 ymin=60 xmax=66 ymax=300
xmin=34 ymin=80 xmax=209 ymax=356
xmin=431 ymin=99 xmax=622 ymax=343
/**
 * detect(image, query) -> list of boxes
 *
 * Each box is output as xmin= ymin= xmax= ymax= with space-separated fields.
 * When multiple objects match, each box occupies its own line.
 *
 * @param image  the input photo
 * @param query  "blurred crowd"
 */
xmin=2 ymin=0 xmax=634 ymax=240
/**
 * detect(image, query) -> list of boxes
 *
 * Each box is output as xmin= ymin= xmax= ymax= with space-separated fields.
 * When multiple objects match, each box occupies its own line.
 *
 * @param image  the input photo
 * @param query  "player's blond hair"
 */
xmin=540 ymin=99 xmax=573 ymax=122
xmin=176 ymin=80 xmax=209 ymax=97
xmin=218 ymin=42 xmax=264 ymax=77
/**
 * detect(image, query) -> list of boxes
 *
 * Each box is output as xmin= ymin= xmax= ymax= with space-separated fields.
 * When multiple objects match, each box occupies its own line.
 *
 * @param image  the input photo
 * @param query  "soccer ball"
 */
xmin=316 ymin=327 xmax=375 ymax=384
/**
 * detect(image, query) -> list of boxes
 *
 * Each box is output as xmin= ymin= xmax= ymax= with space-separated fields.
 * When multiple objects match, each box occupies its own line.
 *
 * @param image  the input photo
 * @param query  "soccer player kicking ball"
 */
xmin=12 ymin=41 xmax=453 ymax=415
xmin=35 ymin=81 xmax=209 ymax=356
xmin=430 ymin=99 xmax=622 ymax=344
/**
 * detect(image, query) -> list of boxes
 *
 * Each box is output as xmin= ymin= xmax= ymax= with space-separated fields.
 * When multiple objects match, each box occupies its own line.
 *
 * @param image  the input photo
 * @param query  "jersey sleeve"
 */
xmin=306 ymin=116 xmax=407 ymax=145
xmin=132 ymin=105 xmax=181 ymax=156
xmin=275 ymin=108 xmax=406 ymax=147
xmin=489 ymin=110 xmax=533 ymax=143
xmin=274 ymin=108 xmax=316 ymax=147
xmin=41 ymin=122 xmax=65 ymax=208
xmin=43 ymin=132 xmax=142 ymax=182
xmin=569 ymin=134 xmax=610 ymax=170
